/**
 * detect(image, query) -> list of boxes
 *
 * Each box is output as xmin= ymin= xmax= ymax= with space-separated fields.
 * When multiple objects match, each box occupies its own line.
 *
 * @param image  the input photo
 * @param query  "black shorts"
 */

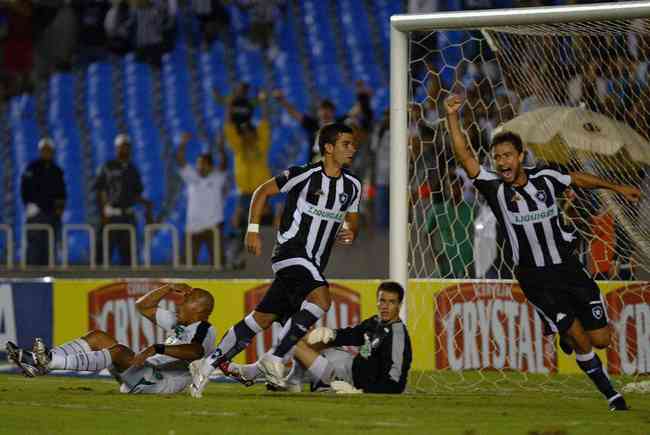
xmin=255 ymin=263 xmax=328 ymax=322
xmin=515 ymin=256 xmax=608 ymax=334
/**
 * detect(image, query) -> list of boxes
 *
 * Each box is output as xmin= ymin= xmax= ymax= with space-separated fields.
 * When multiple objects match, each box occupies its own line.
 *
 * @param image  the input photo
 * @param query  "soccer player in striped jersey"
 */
xmin=7 ymin=283 xmax=216 ymax=395
xmin=445 ymin=94 xmax=640 ymax=411
xmin=190 ymin=123 xmax=361 ymax=397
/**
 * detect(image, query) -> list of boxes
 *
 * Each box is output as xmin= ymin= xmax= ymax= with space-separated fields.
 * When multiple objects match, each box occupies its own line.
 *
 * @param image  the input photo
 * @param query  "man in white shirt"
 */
xmin=176 ymin=132 xmax=228 ymax=267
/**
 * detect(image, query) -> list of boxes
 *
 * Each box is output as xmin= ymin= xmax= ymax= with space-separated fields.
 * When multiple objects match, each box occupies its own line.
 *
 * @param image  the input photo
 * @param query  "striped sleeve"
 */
xmin=344 ymin=174 xmax=362 ymax=213
xmin=275 ymin=165 xmax=317 ymax=193
xmin=472 ymin=166 xmax=501 ymax=197
xmin=530 ymin=167 xmax=571 ymax=193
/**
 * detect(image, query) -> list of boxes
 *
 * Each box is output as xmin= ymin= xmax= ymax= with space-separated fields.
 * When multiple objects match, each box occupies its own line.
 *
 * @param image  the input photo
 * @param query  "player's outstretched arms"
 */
xmin=245 ymin=178 xmax=280 ymax=256
xmin=569 ymin=172 xmax=642 ymax=202
xmin=444 ymin=94 xmax=480 ymax=178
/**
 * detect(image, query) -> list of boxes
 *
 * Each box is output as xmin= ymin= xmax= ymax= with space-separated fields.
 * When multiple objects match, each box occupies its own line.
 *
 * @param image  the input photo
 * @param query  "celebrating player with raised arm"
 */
xmin=6 ymin=283 xmax=215 ymax=395
xmin=190 ymin=123 xmax=361 ymax=397
xmin=445 ymin=94 xmax=640 ymax=411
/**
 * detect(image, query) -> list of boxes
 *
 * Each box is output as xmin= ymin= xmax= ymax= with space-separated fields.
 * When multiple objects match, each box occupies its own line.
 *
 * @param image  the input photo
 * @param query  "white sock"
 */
xmin=239 ymin=363 xmax=261 ymax=380
xmin=50 ymin=338 xmax=92 ymax=359
xmin=49 ymin=349 xmax=112 ymax=371
xmin=287 ymin=359 xmax=306 ymax=386
xmin=307 ymin=355 xmax=333 ymax=384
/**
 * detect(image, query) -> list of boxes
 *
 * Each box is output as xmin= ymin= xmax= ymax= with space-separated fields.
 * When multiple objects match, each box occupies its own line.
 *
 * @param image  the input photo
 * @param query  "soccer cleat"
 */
xmin=188 ymin=360 xmax=210 ymax=399
xmin=258 ymin=354 xmax=287 ymax=391
xmin=309 ymin=380 xmax=332 ymax=393
xmin=558 ymin=335 xmax=574 ymax=355
xmin=608 ymin=394 xmax=630 ymax=411
xmin=32 ymin=337 xmax=51 ymax=374
xmin=219 ymin=361 xmax=254 ymax=387
xmin=6 ymin=342 xmax=41 ymax=378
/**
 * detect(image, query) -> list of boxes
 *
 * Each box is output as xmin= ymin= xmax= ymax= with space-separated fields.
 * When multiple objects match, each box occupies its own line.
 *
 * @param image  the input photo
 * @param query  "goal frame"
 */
xmin=389 ymin=1 xmax=650 ymax=300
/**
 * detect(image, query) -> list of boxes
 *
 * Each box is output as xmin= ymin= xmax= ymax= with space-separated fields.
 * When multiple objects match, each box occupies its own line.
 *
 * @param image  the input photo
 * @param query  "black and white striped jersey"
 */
xmin=272 ymin=162 xmax=361 ymax=273
xmin=473 ymin=166 xmax=576 ymax=269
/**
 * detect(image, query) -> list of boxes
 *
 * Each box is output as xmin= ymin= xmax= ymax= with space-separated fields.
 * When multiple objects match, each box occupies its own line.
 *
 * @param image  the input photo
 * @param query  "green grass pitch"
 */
xmin=1 ymin=374 xmax=648 ymax=435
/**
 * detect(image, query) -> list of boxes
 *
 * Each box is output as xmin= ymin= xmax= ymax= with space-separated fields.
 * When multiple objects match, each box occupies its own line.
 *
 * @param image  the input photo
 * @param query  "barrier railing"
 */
xmin=143 ymin=223 xmax=180 ymax=268
xmin=62 ymin=224 xmax=96 ymax=269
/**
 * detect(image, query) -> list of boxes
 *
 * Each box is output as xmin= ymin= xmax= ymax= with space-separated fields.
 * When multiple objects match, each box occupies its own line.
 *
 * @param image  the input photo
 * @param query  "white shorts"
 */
xmin=322 ymin=348 xmax=355 ymax=385
xmin=118 ymin=365 xmax=191 ymax=395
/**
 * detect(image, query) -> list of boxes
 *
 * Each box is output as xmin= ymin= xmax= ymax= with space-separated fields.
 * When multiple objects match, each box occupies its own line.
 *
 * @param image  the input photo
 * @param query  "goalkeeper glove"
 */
xmin=331 ymin=380 xmax=363 ymax=394
xmin=306 ymin=327 xmax=336 ymax=345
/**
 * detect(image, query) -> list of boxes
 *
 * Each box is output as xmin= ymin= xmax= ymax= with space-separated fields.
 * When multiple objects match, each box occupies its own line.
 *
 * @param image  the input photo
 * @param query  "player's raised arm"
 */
xmin=444 ymin=94 xmax=480 ymax=178
xmin=245 ymin=177 xmax=280 ymax=256
xmin=569 ymin=171 xmax=642 ymax=201
xmin=135 ymin=283 xmax=193 ymax=323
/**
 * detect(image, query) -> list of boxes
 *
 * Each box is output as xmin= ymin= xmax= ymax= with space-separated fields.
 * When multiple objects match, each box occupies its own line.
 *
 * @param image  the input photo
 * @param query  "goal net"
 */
xmin=394 ymin=4 xmax=650 ymax=393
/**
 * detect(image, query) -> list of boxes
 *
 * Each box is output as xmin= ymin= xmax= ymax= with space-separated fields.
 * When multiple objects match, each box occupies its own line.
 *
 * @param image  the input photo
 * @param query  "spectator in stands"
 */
xmin=20 ymin=138 xmax=66 ymax=267
xmin=223 ymin=90 xmax=271 ymax=269
xmin=190 ymin=0 xmax=230 ymax=47
xmin=176 ymin=131 xmax=228 ymax=267
xmin=105 ymin=0 xmax=133 ymax=55
xmin=77 ymin=0 xmax=112 ymax=64
xmin=273 ymin=81 xmax=373 ymax=162
xmin=425 ymin=172 xmax=476 ymax=278
xmin=93 ymin=134 xmax=153 ymax=267
xmin=131 ymin=0 xmax=174 ymax=66
xmin=245 ymin=0 xmax=283 ymax=50
xmin=0 ymin=0 xmax=34 ymax=96
xmin=370 ymin=110 xmax=390 ymax=229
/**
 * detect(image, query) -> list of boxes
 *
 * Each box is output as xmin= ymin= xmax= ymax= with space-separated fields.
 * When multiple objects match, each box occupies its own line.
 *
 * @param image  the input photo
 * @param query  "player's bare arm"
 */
xmin=135 ymin=283 xmax=193 ymax=322
xmin=569 ymin=172 xmax=642 ymax=202
xmin=444 ymin=94 xmax=481 ymax=178
xmin=245 ymin=177 xmax=280 ymax=256
xmin=131 ymin=343 xmax=205 ymax=368
xmin=336 ymin=212 xmax=359 ymax=246
xmin=175 ymin=132 xmax=192 ymax=167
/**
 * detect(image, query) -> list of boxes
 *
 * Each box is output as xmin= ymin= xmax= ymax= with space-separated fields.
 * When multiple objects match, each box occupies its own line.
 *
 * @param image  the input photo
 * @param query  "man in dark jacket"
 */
xmin=93 ymin=134 xmax=153 ymax=266
xmin=21 ymin=138 xmax=66 ymax=266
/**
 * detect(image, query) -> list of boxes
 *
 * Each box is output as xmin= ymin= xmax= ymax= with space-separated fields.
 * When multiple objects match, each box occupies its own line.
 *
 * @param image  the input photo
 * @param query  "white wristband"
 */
xmin=247 ymin=223 xmax=260 ymax=233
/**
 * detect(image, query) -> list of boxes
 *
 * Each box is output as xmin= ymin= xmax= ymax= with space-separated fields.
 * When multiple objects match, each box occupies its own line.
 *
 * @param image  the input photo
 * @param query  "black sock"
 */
xmin=273 ymin=302 xmax=325 ymax=358
xmin=576 ymin=352 xmax=617 ymax=400
xmin=210 ymin=315 xmax=261 ymax=367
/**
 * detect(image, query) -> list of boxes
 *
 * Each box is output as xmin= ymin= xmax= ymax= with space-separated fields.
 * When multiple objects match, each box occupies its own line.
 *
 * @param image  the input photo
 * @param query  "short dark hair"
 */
xmin=490 ymin=131 xmax=524 ymax=154
xmin=377 ymin=281 xmax=405 ymax=303
xmin=199 ymin=153 xmax=214 ymax=166
xmin=317 ymin=123 xmax=353 ymax=155
xmin=320 ymin=99 xmax=336 ymax=111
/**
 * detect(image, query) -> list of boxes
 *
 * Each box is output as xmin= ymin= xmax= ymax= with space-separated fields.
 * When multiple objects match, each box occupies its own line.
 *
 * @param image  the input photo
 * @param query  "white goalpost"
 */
xmin=390 ymin=2 xmax=650 ymax=392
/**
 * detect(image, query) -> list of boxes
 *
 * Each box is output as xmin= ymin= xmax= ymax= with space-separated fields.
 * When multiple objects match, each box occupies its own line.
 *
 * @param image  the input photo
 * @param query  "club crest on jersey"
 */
xmin=592 ymin=306 xmax=604 ymax=320
xmin=535 ymin=190 xmax=547 ymax=202
xmin=339 ymin=193 xmax=349 ymax=204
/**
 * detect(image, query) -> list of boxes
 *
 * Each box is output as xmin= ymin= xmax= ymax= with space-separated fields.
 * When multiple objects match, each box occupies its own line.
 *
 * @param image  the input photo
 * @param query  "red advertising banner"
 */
xmin=606 ymin=283 xmax=650 ymax=375
xmin=434 ymin=281 xmax=557 ymax=373
xmin=244 ymin=283 xmax=361 ymax=363
xmin=88 ymin=281 xmax=183 ymax=352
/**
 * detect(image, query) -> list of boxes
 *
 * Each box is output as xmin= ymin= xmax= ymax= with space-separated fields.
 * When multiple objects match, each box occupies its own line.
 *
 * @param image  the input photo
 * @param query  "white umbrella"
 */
xmin=494 ymin=106 xmax=650 ymax=166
